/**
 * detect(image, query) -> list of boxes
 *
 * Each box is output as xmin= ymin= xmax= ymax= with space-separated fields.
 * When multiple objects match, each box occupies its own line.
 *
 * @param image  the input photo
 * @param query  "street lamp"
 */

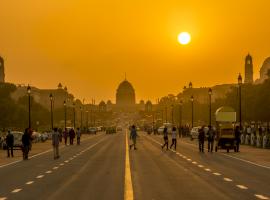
xmin=27 ymin=85 xmax=31 ymax=129
xmin=208 ymin=88 xmax=212 ymax=126
xmin=165 ymin=106 xmax=168 ymax=123
xmin=49 ymin=93 xmax=54 ymax=130
xmin=238 ymin=73 xmax=243 ymax=130
xmin=171 ymin=104 xmax=174 ymax=125
xmin=86 ymin=110 xmax=89 ymax=132
xmin=190 ymin=95 xmax=194 ymax=128
xmin=73 ymin=102 xmax=76 ymax=129
xmin=179 ymin=100 xmax=183 ymax=128
xmin=80 ymin=106 xmax=83 ymax=130
xmin=64 ymin=100 xmax=67 ymax=129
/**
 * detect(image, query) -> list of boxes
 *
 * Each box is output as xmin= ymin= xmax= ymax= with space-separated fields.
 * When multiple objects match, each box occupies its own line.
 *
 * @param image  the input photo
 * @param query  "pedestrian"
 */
xmin=22 ymin=128 xmax=31 ymax=160
xmin=58 ymin=128 xmax=63 ymax=143
xmin=76 ymin=128 xmax=81 ymax=145
xmin=63 ymin=128 xmax=68 ymax=145
xmin=52 ymin=128 xmax=60 ymax=159
xmin=69 ymin=128 xmax=75 ymax=145
xmin=161 ymin=127 xmax=169 ymax=150
xmin=170 ymin=126 xmax=177 ymax=150
xmin=235 ymin=126 xmax=241 ymax=152
xmin=198 ymin=126 xmax=205 ymax=152
xmin=129 ymin=125 xmax=138 ymax=150
xmin=207 ymin=125 xmax=215 ymax=152
xmin=6 ymin=130 xmax=14 ymax=157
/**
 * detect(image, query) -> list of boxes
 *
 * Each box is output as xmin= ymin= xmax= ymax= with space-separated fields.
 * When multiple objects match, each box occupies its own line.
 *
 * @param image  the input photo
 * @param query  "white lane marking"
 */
xmin=255 ymin=194 xmax=269 ymax=200
xmin=176 ymin=152 xmax=180 ymax=155
xmin=0 ymin=197 xmax=7 ymax=200
xmin=179 ymin=139 xmax=270 ymax=170
xmin=213 ymin=172 xmax=221 ymax=176
xmin=187 ymin=159 xmax=192 ymax=161
xmin=124 ymin=131 xmax=134 ymax=200
xmin=198 ymin=165 xmax=204 ymax=168
xmin=205 ymin=168 xmax=211 ymax=172
xmin=183 ymin=156 xmax=187 ymax=159
xmin=53 ymin=166 xmax=59 ymax=170
xmin=11 ymin=188 xmax=22 ymax=193
xmin=36 ymin=175 xmax=44 ymax=179
xmin=223 ymin=178 xmax=233 ymax=182
xmin=64 ymin=160 xmax=69 ymax=163
xmin=26 ymin=181 xmax=34 ymax=185
xmin=46 ymin=170 xmax=52 ymax=174
xmin=236 ymin=185 xmax=248 ymax=190
xmin=60 ymin=163 xmax=64 ymax=166
xmin=192 ymin=161 xmax=197 ymax=164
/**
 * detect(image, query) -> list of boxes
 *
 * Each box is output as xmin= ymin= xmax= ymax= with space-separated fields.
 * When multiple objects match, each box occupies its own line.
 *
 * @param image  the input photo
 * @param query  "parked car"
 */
xmin=190 ymin=126 xmax=209 ymax=140
xmin=89 ymin=127 xmax=97 ymax=134
xmin=2 ymin=131 xmax=23 ymax=150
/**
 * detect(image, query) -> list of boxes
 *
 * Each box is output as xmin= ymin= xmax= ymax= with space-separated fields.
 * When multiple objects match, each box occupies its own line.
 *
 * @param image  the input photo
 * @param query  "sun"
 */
xmin=178 ymin=32 xmax=191 ymax=45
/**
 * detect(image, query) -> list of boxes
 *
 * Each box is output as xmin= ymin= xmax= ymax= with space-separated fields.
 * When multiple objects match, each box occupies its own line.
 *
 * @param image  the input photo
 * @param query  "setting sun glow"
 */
xmin=178 ymin=32 xmax=191 ymax=45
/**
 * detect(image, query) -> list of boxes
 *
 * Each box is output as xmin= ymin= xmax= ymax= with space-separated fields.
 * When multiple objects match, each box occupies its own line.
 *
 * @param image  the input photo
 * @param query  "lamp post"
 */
xmin=238 ymin=73 xmax=243 ymax=130
xmin=64 ymin=100 xmax=67 ymax=129
xmin=208 ymin=88 xmax=212 ymax=126
xmin=86 ymin=110 xmax=89 ymax=132
xmin=165 ymin=106 xmax=168 ymax=123
xmin=179 ymin=100 xmax=183 ymax=128
xmin=49 ymin=93 xmax=54 ymax=130
xmin=171 ymin=104 xmax=174 ymax=125
xmin=191 ymin=95 xmax=194 ymax=128
xmin=73 ymin=102 xmax=76 ymax=129
xmin=80 ymin=106 xmax=83 ymax=130
xmin=27 ymin=85 xmax=31 ymax=129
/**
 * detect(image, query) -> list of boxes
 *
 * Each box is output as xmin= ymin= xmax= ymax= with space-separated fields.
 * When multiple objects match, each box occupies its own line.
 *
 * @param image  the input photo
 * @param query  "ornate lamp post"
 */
xmin=27 ymin=85 xmax=31 ymax=129
xmin=49 ymin=93 xmax=54 ymax=130
xmin=73 ymin=102 xmax=76 ymax=129
xmin=80 ymin=106 xmax=83 ymax=129
xmin=238 ymin=73 xmax=243 ymax=130
xmin=86 ymin=110 xmax=89 ymax=132
xmin=208 ymin=88 xmax=212 ymax=126
xmin=165 ymin=106 xmax=168 ymax=123
xmin=64 ymin=100 xmax=67 ymax=129
xmin=179 ymin=100 xmax=183 ymax=128
xmin=171 ymin=104 xmax=174 ymax=125
xmin=191 ymin=95 xmax=194 ymax=128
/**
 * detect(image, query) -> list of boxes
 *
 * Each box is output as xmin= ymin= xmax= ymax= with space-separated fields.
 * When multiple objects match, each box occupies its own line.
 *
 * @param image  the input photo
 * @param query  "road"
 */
xmin=0 ymin=131 xmax=269 ymax=200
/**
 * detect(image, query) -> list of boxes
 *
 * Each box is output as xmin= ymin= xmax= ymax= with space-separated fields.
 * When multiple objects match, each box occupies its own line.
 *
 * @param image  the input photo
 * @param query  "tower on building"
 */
xmin=0 ymin=56 xmax=5 ymax=83
xmin=244 ymin=54 xmax=253 ymax=84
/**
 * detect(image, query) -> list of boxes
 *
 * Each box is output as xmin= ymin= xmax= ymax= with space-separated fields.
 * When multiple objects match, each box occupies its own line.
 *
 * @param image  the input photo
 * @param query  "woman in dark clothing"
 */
xmin=235 ymin=126 xmax=241 ymax=152
xmin=22 ymin=128 xmax=31 ymax=160
xmin=162 ymin=127 xmax=169 ymax=150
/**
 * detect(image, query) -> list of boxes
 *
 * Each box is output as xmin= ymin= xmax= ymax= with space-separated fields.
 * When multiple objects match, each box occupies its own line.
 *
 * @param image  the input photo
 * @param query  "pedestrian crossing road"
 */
xmin=0 ymin=131 xmax=269 ymax=200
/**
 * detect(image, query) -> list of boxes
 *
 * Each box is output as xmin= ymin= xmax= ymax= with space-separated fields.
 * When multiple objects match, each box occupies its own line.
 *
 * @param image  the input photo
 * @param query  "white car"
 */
xmin=190 ymin=126 xmax=209 ymax=140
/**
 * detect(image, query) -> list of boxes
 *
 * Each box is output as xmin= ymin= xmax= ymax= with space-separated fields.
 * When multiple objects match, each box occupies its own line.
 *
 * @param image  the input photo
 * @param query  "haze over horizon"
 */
xmin=1 ymin=0 xmax=270 ymax=103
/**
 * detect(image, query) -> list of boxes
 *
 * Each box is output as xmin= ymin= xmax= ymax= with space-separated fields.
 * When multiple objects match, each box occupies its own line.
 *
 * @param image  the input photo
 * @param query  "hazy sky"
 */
xmin=1 ymin=0 xmax=270 ymax=103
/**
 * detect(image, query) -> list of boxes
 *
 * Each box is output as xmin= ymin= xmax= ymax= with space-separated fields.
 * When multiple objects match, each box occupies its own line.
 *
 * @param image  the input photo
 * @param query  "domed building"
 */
xmin=255 ymin=57 xmax=270 ymax=84
xmin=116 ymin=79 xmax=136 ymax=110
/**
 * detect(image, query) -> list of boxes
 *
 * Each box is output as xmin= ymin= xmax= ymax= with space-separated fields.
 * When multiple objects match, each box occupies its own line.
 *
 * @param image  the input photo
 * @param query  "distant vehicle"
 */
xmin=116 ymin=127 xmax=122 ymax=132
xmin=215 ymin=106 xmax=237 ymax=153
xmin=158 ymin=126 xmax=165 ymax=134
xmin=2 ymin=131 xmax=23 ymax=150
xmin=96 ymin=126 xmax=102 ymax=132
xmin=106 ymin=127 xmax=116 ymax=134
xmin=190 ymin=126 xmax=209 ymax=140
xmin=89 ymin=127 xmax=97 ymax=134
xmin=40 ymin=133 xmax=49 ymax=142
xmin=32 ymin=132 xmax=42 ymax=143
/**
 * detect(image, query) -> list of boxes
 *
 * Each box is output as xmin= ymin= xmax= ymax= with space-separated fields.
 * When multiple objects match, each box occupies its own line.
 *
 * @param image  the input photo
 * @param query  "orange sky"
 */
xmin=1 ymin=0 xmax=270 ymax=103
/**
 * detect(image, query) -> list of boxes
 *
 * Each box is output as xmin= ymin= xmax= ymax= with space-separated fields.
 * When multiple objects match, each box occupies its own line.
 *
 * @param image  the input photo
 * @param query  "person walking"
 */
xmin=22 ymin=128 xmax=31 ymax=160
xmin=69 ymin=128 xmax=75 ymax=145
xmin=207 ymin=125 xmax=215 ymax=152
xmin=235 ymin=126 xmax=241 ymax=152
xmin=76 ymin=128 xmax=81 ymax=145
xmin=198 ymin=126 xmax=205 ymax=152
xmin=52 ymin=128 xmax=60 ymax=159
xmin=162 ymin=127 xmax=169 ymax=150
xmin=63 ymin=128 xmax=68 ymax=145
xmin=129 ymin=125 xmax=138 ymax=150
xmin=170 ymin=126 xmax=177 ymax=150
xmin=6 ymin=130 xmax=14 ymax=157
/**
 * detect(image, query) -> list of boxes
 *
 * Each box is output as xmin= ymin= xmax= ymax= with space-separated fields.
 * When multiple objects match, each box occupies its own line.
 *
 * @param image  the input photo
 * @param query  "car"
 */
xmin=158 ymin=126 xmax=165 ymax=134
xmin=116 ymin=127 xmax=122 ymax=132
xmin=2 ymin=131 xmax=23 ymax=150
xmin=89 ymin=127 xmax=97 ymax=134
xmin=190 ymin=126 xmax=209 ymax=140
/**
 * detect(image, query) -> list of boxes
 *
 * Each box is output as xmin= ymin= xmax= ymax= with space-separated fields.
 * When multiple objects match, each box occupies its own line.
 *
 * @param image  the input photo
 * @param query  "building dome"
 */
xmin=116 ymin=80 xmax=135 ymax=106
xmin=260 ymin=57 xmax=270 ymax=79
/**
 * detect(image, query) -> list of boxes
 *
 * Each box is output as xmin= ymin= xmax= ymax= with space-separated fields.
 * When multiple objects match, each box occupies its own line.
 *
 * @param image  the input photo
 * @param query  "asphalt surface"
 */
xmin=0 ymin=131 xmax=269 ymax=200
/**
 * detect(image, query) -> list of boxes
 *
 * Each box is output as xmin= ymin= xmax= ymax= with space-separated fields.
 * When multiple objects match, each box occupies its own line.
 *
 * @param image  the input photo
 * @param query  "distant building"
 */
xmin=116 ymin=79 xmax=136 ymax=111
xmin=0 ymin=56 xmax=5 ymax=83
xmin=244 ymin=54 xmax=253 ymax=84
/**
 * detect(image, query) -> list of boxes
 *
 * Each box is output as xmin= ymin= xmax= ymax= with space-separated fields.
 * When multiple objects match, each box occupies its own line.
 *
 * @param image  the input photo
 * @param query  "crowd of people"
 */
xmin=3 ymin=127 xmax=82 ymax=160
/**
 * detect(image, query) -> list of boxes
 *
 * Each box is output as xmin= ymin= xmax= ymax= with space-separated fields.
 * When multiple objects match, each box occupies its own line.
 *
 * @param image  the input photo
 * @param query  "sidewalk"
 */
xmin=0 ymin=134 xmax=94 ymax=167
xmin=180 ymin=137 xmax=270 ymax=168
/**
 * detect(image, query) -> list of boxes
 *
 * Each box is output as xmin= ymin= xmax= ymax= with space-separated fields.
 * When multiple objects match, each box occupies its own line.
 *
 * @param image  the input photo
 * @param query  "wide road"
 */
xmin=0 ymin=131 xmax=269 ymax=200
